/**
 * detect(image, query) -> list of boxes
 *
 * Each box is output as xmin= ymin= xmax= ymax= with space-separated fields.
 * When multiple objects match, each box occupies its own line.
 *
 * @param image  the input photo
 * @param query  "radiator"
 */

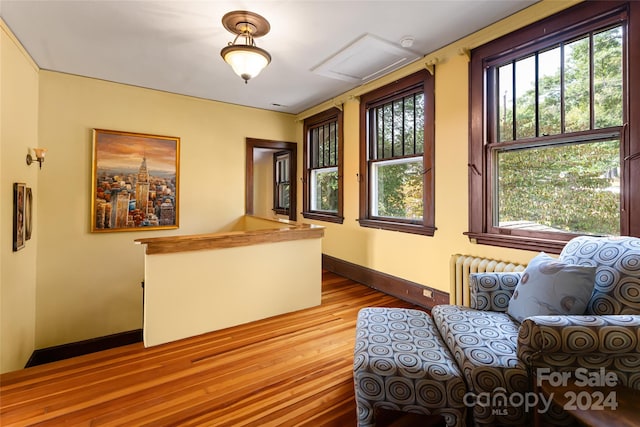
xmin=450 ymin=254 xmax=527 ymax=306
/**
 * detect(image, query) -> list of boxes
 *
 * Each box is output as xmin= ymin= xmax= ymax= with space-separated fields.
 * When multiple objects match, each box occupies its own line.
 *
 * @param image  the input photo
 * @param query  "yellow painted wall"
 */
xmin=253 ymin=148 xmax=275 ymax=218
xmin=1 ymin=20 xmax=40 ymax=372
xmin=35 ymin=71 xmax=296 ymax=351
xmin=297 ymin=1 xmax=579 ymax=297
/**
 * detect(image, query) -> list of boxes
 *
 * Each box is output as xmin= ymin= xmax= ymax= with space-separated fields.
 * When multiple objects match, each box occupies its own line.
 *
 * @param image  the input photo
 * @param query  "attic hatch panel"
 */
xmin=312 ymin=33 xmax=420 ymax=83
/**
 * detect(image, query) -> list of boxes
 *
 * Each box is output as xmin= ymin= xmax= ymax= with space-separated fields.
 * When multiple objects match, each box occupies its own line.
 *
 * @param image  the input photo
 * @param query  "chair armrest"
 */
xmin=518 ymin=315 xmax=640 ymax=365
xmin=469 ymin=272 xmax=522 ymax=312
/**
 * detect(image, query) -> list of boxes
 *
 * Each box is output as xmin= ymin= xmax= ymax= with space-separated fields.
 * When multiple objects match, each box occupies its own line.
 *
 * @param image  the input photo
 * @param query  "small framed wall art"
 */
xmin=25 ymin=187 xmax=33 ymax=240
xmin=13 ymin=182 xmax=26 ymax=251
xmin=91 ymin=129 xmax=180 ymax=232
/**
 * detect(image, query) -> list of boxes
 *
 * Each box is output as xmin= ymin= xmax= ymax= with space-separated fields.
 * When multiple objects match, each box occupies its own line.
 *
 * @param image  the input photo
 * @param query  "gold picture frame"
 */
xmin=91 ymin=129 xmax=180 ymax=232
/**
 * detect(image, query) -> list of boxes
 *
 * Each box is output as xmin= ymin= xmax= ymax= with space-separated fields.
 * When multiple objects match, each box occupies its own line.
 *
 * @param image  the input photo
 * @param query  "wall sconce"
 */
xmin=26 ymin=148 xmax=47 ymax=169
xmin=220 ymin=11 xmax=271 ymax=83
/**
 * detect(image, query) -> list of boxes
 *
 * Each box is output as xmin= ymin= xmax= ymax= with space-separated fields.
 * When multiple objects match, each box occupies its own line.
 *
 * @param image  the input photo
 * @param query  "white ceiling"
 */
xmin=0 ymin=0 xmax=537 ymax=114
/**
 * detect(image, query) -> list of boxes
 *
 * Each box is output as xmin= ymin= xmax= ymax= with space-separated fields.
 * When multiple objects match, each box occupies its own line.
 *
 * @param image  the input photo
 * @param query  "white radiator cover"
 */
xmin=450 ymin=255 xmax=527 ymax=306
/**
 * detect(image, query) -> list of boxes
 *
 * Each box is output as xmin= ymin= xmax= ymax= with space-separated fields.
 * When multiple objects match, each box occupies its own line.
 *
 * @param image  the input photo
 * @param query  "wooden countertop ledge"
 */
xmin=135 ymin=217 xmax=324 ymax=255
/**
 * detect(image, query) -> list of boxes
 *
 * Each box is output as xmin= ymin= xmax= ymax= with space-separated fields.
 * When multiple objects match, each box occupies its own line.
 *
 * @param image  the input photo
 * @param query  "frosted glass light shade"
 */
xmin=33 ymin=148 xmax=47 ymax=159
xmin=26 ymin=147 xmax=48 ymax=168
xmin=221 ymin=45 xmax=271 ymax=83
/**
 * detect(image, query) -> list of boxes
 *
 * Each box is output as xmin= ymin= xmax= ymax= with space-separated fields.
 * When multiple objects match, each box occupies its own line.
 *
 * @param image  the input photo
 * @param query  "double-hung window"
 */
xmin=359 ymin=70 xmax=435 ymax=235
xmin=468 ymin=1 xmax=640 ymax=252
xmin=273 ymin=151 xmax=290 ymax=216
xmin=303 ymin=108 xmax=344 ymax=223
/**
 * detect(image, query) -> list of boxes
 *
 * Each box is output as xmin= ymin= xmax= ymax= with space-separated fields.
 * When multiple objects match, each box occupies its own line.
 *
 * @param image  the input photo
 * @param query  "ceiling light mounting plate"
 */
xmin=222 ymin=11 xmax=270 ymax=37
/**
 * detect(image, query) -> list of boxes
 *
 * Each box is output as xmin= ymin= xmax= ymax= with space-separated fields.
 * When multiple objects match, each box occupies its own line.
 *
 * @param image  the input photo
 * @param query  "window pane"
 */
xmin=371 ymin=158 xmax=423 ymax=220
xmin=414 ymin=93 xmax=425 ymax=154
xmin=310 ymin=122 xmax=339 ymax=169
xmin=276 ymin=154 xmax=289 ymax=184
xmin=393 ymin=100 xmax=404 ymax=156
xmin=374 ymin=93 xmax=424 ymax=159
xmin=383 ymin=103 xmax=393 ymax=158
xmin=278 ymin=183 xmax=290 ymax=209
xmin=515 ymin=55 xmax=536 ymax=139
xmin=538 ymin=47 xmax=562 ymax=136
xmin=404 ymin=96 xmax=415 ymax=155
xmin=323 ymin=123 xmax=331 ymax=166
xmin=497 ymin=139 xmax=620 ymax=235
xmin=497 ymin=63 xmax=514 ymax=142
xmin=329 ymin=122 xmax=337 ymax=165
xmin=375 ymin=108 xmax=383 ymax=159
xmin=311 ymin=167 xmax=338 ymax=212
xmin=594 ymin=26 xmax=623 ymax=128
xmin=311 ymin=129 xmax=319 ymax=168
xmin=276 ymin=152 xmax=290 ymax=212
xmin=564 ymin=36 xmax=590 ymax=132
xmin=317 ymin=125 xmax=324 ymax=167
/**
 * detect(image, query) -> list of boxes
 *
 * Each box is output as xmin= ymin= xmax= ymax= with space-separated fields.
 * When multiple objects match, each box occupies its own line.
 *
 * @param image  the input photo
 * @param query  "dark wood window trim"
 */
xmin=302 ymin=108 xmax=344 ymax=224
xmin=359 ymin=70 xmax=436 ymax=236
xmin=468 ymin=1 xmax=639 ymax=253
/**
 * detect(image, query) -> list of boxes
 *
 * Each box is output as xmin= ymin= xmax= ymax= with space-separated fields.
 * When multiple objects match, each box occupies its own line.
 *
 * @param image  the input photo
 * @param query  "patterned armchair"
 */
xmin=432 ymin=236 xmax=640 ymax=426
xmin=517 ymin=237 xmax=640 ymax=421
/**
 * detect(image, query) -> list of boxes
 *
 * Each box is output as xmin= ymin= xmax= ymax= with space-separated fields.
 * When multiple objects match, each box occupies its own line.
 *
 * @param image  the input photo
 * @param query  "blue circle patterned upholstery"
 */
xmin=354 ymin=308 xmax=467 ymax=427
xmin=518 ymin=314 xmax=640 ymax=389
xmin=560 ymin=236 xmax=640 ymax=315
xmin=470 ymin=272 xmax=522 ymax=312
xmin=432 ymin=304 xmax=530 ymax=426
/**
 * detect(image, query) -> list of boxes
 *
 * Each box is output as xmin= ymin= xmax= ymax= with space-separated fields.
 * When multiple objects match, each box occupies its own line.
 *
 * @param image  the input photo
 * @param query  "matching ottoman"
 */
xmin=353 ymin=307 xmax=467 ymax=427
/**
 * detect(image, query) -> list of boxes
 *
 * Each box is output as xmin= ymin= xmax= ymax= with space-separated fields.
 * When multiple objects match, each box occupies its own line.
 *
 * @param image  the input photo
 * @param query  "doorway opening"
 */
xmin=246 ymin=138 xmax=297 ymax=221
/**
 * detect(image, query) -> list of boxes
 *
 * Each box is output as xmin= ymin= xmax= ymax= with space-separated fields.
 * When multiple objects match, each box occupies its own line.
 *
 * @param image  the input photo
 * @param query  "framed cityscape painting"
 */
xmin=91 ymin=129 xmax=180 ymax=232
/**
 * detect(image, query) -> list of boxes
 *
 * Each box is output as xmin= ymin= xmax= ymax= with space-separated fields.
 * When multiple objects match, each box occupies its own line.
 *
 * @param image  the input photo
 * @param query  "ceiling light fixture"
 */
xmin=220 ymin=10 xmax=271 ymax=84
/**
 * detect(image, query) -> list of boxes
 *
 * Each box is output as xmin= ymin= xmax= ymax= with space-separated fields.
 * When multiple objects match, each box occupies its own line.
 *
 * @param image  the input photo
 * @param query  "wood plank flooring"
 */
xmin=0 ymin=271 xmax=424 ymax=426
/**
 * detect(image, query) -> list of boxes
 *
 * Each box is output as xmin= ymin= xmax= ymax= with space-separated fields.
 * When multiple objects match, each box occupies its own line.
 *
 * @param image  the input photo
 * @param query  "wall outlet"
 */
xmin=422 ymin=289 xmax=433 ymax=299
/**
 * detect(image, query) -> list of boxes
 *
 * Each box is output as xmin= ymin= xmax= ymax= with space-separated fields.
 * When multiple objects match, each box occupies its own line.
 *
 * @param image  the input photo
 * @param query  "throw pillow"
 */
xmin=507 ymin=252 xmax=596 ymax=322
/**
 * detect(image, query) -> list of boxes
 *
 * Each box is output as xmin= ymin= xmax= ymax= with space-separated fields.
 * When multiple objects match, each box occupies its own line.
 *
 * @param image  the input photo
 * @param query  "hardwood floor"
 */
xmin=0 ymin=271 xmax=424 ymax=426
